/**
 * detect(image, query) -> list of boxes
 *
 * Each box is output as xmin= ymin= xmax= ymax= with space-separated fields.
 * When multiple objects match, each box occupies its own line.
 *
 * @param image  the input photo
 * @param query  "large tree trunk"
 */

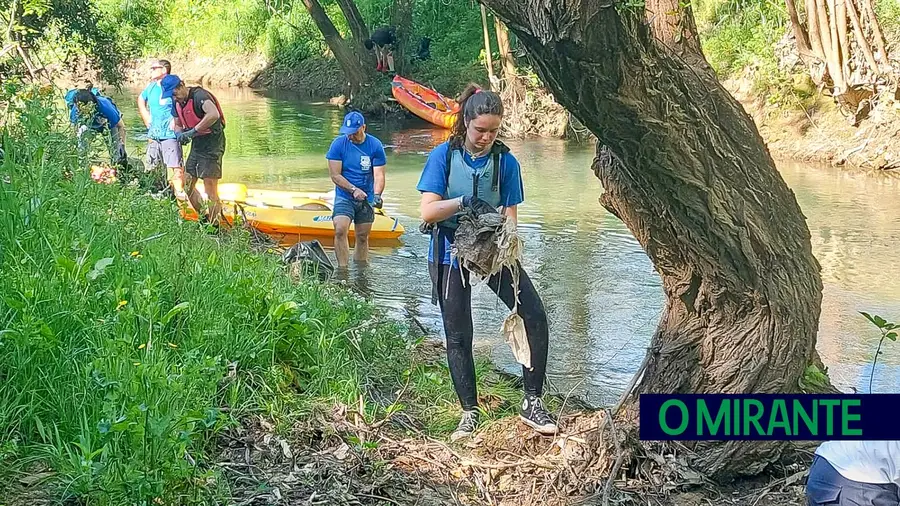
xmin=334 ymin=0 xmax=374 ymax=67
xmin=302 ymin=0 xmax=370 ymax=92
xmin=481 ymin=0 xmax=825 ymax=478
xmin=391 ymin=0 xmax=414 ymax=75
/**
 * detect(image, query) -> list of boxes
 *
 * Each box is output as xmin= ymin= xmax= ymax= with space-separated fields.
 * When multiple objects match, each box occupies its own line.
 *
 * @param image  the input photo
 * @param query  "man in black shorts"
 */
xmin=161 ymin=75 xmax=227 ymax=225
xmin=364 ymin=26 xmax=396 ymax=72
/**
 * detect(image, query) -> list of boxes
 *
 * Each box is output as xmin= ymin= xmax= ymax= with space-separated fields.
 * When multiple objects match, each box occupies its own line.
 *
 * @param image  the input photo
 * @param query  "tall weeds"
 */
xmin=0 ymin=85 xmax=409 ymax=504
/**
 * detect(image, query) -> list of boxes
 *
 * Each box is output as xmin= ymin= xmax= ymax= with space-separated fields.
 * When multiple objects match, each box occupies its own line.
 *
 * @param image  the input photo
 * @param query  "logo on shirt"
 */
xmin=360 ymin=155 xmax=372 ymax=172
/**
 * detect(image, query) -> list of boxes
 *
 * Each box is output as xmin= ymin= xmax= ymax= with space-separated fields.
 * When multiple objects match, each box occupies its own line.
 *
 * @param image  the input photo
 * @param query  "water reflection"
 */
xmin=110 ymin=88 xmax=900 ymax=404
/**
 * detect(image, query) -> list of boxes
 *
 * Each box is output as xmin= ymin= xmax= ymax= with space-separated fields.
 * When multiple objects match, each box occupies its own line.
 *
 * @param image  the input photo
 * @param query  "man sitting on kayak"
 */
xmin=326 ymin=111 xmax=386 ymax=268
xmin=160 ymin=74 xmax=227 ymax=227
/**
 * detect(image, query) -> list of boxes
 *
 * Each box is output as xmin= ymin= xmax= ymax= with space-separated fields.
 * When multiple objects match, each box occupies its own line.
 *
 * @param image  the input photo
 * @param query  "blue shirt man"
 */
xmin=66 ymin=89 xmax=122 ymax=131
xmin=416 ymin=141 xmax=524 ymax=265
xmin=139 ymin=79 xmax=177 ymax=141
xmin=326 ymin=111 xmax=387 ymax=268
xmin=137 ymin=59 xmax=184 ymax=194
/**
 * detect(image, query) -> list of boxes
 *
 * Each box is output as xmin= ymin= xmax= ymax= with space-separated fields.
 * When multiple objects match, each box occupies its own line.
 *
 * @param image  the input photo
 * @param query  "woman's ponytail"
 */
xmin=448 ymin=83 xmax=504 ymax=149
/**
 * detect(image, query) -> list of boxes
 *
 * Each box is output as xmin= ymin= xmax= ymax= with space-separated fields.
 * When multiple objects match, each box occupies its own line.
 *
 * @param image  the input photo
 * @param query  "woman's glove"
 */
xmin=461 ymin=195 xmax=499 ymax=216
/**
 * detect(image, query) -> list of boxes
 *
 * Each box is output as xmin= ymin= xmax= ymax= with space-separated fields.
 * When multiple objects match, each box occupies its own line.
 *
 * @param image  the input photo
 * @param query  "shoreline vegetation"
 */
xmin=0 ymin=85 xmax=820 ymax=506
xmin=0 ymin=86 xmax=527 ymax=504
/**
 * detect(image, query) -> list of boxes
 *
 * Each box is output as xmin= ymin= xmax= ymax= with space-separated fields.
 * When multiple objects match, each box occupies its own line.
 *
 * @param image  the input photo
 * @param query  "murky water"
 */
xmin=111 ymin=87 xmax=900 ymax=406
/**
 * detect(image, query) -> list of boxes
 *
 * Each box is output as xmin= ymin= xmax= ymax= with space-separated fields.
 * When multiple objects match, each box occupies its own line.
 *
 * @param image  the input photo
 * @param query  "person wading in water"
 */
xmin=327 ymin=111 xmax=387 ymax=268
xmin=416 ymin=84 xmax=557 ymax=442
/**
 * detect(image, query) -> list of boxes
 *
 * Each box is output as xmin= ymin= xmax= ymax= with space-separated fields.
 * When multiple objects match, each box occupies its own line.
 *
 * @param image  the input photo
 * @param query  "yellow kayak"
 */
xmin=178 ymin=182 xmax=405 ymax=242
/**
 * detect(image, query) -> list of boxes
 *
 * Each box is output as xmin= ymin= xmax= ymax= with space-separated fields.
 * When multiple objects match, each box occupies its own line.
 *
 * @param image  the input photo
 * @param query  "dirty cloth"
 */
xmin=450 ymin=212 xmax=531 ymax=368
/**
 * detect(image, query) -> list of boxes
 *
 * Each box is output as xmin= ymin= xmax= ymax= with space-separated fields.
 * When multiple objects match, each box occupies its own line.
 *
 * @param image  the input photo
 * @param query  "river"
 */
xmin=110 ymin=86 xmax=900 ymax=406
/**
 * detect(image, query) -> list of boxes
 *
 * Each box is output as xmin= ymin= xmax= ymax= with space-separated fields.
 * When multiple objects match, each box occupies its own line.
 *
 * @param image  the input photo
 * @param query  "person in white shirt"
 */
xmin=807 ymin=441 xmax=900 ymax=505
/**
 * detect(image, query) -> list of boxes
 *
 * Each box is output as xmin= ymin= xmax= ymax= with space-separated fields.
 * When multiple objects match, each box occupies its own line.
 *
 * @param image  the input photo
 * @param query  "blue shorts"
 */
xmin=332 ymin=197 xmax=375 ymax=225
xmin=806 ymin=455 xmax=900 ymax=505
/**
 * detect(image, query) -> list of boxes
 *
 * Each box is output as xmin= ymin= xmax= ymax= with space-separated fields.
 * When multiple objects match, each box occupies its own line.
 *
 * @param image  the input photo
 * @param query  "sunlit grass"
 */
xmin=0 ymin=85 xmax=524 ymax=504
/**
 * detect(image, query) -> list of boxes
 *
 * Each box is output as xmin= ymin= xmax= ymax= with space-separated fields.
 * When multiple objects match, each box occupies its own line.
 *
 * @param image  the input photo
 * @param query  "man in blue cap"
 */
xmin=161 ymin=74 xmax=227 ymax=227
xmin=326 ymin=110 xmax=387 ymax=268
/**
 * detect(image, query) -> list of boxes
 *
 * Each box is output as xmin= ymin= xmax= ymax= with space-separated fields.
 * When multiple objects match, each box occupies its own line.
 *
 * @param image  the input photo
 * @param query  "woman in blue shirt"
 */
xmin=67 ymin=88 xmax=127 ymax=165
xmin=417 ymin=85 xmax=556 ymax=441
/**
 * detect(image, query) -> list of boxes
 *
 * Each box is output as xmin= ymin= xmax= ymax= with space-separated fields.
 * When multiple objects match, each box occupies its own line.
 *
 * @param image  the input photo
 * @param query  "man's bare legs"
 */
xmin=353 ymin=222 xmax=372 ymax=264
xmin=333 ymin=215 xmax=352 ymax=268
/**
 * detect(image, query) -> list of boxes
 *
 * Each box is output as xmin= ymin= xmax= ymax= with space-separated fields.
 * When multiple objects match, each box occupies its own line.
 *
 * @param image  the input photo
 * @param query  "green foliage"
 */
xmin=1 ymin=0 xmax=129 ymax=82
xmin=694 ymin=0 xmax=788 ymax=78
xmin=801 ymin=364 xmax=830 ymax=391
xmin=860 ymin=312 xmax=897 ymax=394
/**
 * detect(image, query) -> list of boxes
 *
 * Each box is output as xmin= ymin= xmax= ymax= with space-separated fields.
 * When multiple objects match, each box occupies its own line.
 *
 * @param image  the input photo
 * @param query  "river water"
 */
xmin=111 ymin=87 xmax=900 ymax=406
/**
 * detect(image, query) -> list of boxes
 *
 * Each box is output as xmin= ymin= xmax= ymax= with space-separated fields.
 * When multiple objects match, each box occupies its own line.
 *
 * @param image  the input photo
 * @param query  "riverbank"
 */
xmin=725 ymin=76 xmax=900 ymax=171
xmin=120 ymin=54 xmax=573 ymax=139
xmin=117 ymin=52 xmax=898 ymax=169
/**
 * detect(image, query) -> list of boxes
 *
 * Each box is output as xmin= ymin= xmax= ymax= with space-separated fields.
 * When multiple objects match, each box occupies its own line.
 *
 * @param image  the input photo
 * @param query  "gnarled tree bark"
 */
xmin=303 ymin=0 xmax=370 ymax=93
xmin=335 ymin=0 xmax=374 ymax=67
xmin=480 ymin=0 xmax=826 ymax=478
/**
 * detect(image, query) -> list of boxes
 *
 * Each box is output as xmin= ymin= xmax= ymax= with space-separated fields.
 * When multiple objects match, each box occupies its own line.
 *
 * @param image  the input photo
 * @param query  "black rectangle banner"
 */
xmin=639 ymin=394 xmax=899 ymax=441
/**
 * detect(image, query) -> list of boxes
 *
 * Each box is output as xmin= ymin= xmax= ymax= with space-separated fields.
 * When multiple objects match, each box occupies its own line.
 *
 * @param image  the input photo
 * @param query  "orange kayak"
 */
xmin=391 ymin=76 xmax=459 ymax=129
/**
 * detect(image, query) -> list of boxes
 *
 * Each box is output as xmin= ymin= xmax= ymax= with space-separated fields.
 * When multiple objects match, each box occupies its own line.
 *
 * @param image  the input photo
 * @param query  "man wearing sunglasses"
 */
xmin=137 ymin=59 xmax=185 ymax=196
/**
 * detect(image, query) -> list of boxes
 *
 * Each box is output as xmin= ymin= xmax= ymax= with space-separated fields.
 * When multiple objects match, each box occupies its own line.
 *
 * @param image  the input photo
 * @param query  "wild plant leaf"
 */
xmin=86 ymin=257 xmax=113 ymax=281
xmin=161 ymin=302 xmax=190 ymax=326
xmin=886 ymin=332 xmax=897 ymax=342
xmin=271 ymin=301 xmax=298 ymax=320
xmin=860 ymin=311 xmax=877 ymax=326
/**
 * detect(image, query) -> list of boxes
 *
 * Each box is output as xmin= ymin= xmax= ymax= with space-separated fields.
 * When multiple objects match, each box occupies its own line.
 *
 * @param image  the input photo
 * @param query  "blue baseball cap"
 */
xmin=160 ymin=74 xmax=182 ymax=99
xmin=339 ymin=111 xmax=365 ymax=135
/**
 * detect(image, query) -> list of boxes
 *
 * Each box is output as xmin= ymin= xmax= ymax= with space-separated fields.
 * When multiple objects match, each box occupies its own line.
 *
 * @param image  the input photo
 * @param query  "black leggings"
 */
xmin=432 ymin=262 xmax=550 ymax=410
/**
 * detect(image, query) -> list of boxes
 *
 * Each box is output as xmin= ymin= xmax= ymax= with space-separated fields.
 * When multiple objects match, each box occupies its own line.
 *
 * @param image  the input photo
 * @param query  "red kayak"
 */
xmin=391 ymin=76 xmax=459 ymax=129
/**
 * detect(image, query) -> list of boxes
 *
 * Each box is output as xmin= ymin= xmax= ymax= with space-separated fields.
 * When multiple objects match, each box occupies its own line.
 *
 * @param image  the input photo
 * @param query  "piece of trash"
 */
xmin=453 ymin=211 xmax=529 ymax=365
xmin=276 ymin=437 xmax=293 ymax=459
xmin=281 ymin=240 xmax=334 ymax=280
xmin=332 ymin=442 xmax=350 ymax=461
xmin=502 ymin=313 xmax=531 ymax=369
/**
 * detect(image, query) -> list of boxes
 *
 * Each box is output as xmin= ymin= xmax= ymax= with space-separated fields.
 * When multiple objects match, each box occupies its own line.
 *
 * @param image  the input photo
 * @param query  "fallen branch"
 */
xmin=602 ymin=409 xmax=625 ymax=506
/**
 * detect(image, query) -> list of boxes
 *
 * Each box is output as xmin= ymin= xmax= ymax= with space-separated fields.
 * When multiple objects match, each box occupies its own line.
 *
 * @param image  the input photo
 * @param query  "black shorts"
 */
xmin=186 ymin=132 xmax=225 ymax=179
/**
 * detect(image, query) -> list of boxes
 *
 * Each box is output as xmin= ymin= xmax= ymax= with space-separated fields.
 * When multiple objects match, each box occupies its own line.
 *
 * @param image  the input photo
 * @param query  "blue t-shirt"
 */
xmin=69 ymin=96 xmax=122 ymax=132
xmin=416 ymin=141 xmax=525 ymax=265
xmin=325 ymin=134 xmax=387 ymax=203
xmin=140 ymin=81 xmax=177 ymax=140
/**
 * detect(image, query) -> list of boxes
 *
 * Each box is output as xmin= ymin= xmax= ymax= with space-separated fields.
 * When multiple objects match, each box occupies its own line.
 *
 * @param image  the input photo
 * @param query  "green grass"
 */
xmin=694 ymin=0 xmax=788 ymax=79
xmin=0 ymin=84 xmax=521 ymax=505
